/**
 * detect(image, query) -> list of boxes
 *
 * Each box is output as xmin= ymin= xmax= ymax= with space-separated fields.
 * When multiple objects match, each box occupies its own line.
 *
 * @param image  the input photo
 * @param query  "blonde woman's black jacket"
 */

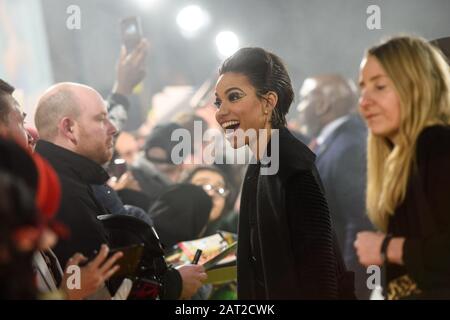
xmin=388 ymin=125 xmax=450 ymax=298
xmin=237 ymin=127 xmax=353 ymax=299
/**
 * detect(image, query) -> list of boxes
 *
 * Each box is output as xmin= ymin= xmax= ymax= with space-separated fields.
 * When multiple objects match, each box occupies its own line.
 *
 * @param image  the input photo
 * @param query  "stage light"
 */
xmin=176 ymin=5 xmax=209 ymax=37
xmin=215 ymin=31 xmax=239 ymax=58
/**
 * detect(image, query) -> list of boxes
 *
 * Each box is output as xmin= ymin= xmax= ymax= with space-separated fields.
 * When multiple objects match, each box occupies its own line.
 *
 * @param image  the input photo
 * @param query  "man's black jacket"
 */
xmin=36 ymin=140 xmax=111 ymax=267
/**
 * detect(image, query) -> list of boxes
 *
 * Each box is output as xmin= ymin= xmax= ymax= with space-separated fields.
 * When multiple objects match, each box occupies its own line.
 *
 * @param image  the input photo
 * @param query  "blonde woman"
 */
xmin=354 ymin=36 xmax=450 ymax=299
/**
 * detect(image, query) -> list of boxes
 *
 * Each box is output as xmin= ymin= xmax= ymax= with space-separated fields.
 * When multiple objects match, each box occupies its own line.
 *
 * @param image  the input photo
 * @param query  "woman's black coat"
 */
xmin=237 ymin=127 xmax=352 ymax=299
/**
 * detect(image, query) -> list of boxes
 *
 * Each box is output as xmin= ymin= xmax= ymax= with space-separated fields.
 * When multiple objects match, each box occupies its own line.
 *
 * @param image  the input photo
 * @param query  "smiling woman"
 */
xmin=214 ymin=47 xmax=354 ymax=299
xmin=215 ymin=48 xmax=292 ymax=153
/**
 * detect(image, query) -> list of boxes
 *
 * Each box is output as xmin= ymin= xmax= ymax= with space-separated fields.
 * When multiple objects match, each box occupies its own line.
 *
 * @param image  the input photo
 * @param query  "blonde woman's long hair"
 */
xmin=365 ymin=36 xmax=450 ymax=231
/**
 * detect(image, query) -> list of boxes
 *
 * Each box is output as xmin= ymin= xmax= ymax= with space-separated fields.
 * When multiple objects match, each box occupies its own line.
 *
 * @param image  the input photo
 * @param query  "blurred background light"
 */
xmin=215 ymin=31 xmax=239 ymax=58
xmin=176 ymin=5 xmax=209 ymax=37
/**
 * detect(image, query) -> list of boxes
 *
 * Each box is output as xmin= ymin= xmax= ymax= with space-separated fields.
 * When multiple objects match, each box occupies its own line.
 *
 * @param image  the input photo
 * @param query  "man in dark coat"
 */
xmin=34 ymin=83 xmax=120 ymax=266
xmin=296 ymin=74 xmax=374 ymax=299
xmin=34 ymin=82 xmax=206 ymax=299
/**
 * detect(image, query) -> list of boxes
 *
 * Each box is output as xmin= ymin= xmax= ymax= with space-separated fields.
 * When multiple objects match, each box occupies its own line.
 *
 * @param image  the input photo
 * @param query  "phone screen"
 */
xmin=120 ymin=16 xmax=142 ymax=53
xmin=109 ymin=158 xmax=127 ymax=179
xmin=107 ymin=243 xmax=145 ymax=278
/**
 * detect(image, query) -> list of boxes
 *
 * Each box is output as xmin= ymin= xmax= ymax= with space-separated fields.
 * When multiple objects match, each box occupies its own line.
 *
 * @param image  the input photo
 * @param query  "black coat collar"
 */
xmin=36 ymin=140 xmax=110 ymax=185
xmin=260 ymin=127 xmax=316 ymax=181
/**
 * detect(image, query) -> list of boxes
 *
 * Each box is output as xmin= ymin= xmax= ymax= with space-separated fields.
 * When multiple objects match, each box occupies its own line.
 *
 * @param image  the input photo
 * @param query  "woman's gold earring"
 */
xmin=264 ymin=110 xmax=268 ymax=115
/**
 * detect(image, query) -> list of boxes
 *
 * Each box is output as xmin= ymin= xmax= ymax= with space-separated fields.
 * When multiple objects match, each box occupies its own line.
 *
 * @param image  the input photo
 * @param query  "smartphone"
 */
xmin=109 ymin=158 xmax=127 ymax=179
xmin=120 ymin=16 xmax=143 ymax=53
xmin=90 ymin=243 xmax=145 ymax=278
xmin=108 ymin=243 xmax=144 ymax=278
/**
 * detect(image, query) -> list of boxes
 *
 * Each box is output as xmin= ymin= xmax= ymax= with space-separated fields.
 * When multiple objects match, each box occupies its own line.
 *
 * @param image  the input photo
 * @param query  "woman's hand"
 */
xmin=354 ymin=231 xmax=385 ymax=267
xmin=354 ymin=231 xmax=405 ymax=267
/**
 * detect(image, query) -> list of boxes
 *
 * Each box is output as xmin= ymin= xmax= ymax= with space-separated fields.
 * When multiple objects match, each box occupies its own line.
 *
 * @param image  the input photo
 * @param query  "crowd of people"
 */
xmin=1 ymin=33 xmax=450 ymax=300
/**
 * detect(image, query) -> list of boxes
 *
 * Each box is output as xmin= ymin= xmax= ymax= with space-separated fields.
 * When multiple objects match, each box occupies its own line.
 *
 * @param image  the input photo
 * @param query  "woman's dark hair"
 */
xmin=219 ymin=47 xmax=294 ymax=128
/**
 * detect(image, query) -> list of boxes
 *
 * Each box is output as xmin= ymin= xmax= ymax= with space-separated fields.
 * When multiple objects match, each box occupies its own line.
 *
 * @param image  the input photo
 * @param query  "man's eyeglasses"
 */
xmin=201 ymin=184 xmax=230 ymax=198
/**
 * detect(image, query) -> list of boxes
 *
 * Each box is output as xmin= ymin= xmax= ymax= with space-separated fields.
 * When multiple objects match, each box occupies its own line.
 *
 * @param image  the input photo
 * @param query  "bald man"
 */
xmin=36 ymin=83 xmax=116 ymax=165
xmin=297 ymin=75 xmax=374 ymax=300
xmin=34 ymin=82 xmax=117 ymax=267
xmin=34 ymin=83 xmax=207 ymax=299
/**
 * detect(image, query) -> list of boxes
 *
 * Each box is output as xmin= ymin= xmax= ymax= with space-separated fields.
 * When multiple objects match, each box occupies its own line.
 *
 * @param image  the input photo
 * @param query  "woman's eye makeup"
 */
xmin=228 ymin=91 xmax=244 ymax=102
xmin=214 ymin=89 xmax=245 ymax=108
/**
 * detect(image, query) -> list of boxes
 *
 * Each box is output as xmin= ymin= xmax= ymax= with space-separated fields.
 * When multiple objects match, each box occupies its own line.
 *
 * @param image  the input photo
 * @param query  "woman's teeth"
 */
xmin=222 ymin=120 xmax=240 ymax=130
